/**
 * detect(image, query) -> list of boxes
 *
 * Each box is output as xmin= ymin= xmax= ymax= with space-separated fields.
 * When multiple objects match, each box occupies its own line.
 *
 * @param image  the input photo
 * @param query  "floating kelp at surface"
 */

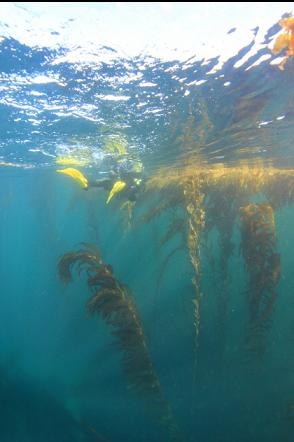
xmin=271 ymin=16 xmax=294 ymax=70
xmin=58 ymin=244 xmax=183 ymax=442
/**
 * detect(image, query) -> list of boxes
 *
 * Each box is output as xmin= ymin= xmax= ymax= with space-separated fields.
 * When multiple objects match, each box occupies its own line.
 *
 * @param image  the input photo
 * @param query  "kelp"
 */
xmin=142 ymin=161 xmax=294 ymax=363
xmin=159 ymin=216 xmax=186 ymax=248
xmin=140 ymin=189 xmax=183 ymax=225
xmin=58 ymin=246 xmax=101 ymax=284
xmin=205 ymin=185 xmax=247 ymax=357
xmin=120 ymin=200 xmax=136 ymax=232
xmin=271 ymin=16 xmax=294 ymax=70
xmin=239 ymin=203 xmax=280 ymax=356
xmin=58 ymin=244 xmax=182 ymax=442
xmin=157 ymin=245 xmax=185 ymax=289
xmin=155 ymin=214 xmax=187 ymax=287
xmin=184 ymin=179 xmax=205 ymax=358
xmin=142 ymin=174 xmax=206 ymax=360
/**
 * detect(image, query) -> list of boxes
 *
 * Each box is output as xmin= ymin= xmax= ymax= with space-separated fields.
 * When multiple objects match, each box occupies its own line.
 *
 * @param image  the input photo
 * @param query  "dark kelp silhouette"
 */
xmin=240 ymin=203 xmax=281 ymax=356
xmin=58 ymin=244 xmax=182 ymax=442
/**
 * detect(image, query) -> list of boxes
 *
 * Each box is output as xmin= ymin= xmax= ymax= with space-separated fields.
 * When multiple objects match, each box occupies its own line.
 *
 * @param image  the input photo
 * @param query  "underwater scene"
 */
xmin=1 ymin=3 xmax=294 ymax=441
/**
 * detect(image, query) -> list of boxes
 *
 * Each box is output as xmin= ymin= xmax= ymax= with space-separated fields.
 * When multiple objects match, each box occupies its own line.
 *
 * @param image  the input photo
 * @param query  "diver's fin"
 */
xmin=56 ymin=168 xmax=89 ymax=189
xmin=55 ymin=157 xmax=88 ymax=167
xmin=106 ymin=180 xmax=126 ymax=204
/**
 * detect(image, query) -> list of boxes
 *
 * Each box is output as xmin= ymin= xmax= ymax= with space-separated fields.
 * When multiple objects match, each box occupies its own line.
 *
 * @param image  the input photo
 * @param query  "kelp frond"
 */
xmin=184 ymin=179 xmax=206 ymax=360
xmin=120 ymin=200 xmax=136 ymax=232
xmin=240 ymin=203 xmax=280 ymax=357
xmin=58 ymin=246 xmax=101 ymax=284
xmin=58 ymin=244 xmax=183 ymax=442
xmin=157 ymin=245 xmax=185 ymax=288
xmin=160 ymin=217 xmax=186 ymax=248
xmin=140 ymin=189 xmax=183 ymax=225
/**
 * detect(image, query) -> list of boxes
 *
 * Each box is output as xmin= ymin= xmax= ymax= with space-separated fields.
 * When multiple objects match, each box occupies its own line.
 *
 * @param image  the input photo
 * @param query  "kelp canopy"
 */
xmin=145 ymin=162 xmax=294 ymax=204
xmin=141 ymin=161 xmax=291 ymax=355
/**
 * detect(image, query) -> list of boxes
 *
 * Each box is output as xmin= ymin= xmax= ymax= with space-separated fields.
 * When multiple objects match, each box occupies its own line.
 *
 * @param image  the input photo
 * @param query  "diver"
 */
xmin=56 ymin=154 xmax=145 ymax=204
xmin=87 ymin=157 xmax=145 ymax=203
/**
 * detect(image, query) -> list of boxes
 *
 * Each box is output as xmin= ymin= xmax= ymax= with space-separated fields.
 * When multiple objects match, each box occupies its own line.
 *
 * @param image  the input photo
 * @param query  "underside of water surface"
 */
xmin=1 ymin=3 xmax=294 ymax=442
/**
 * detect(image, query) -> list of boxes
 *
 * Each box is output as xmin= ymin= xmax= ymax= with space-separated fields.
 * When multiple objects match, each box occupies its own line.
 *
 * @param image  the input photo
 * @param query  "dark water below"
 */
xmin=0 ymin=4 xmax=294 ymax=442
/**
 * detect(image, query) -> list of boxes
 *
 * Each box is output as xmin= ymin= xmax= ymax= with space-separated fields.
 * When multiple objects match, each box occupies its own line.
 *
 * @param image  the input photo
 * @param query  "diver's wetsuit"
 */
xmin=88 ymin=168 xmax=145 ymax=202
xmin=88 ymin=177 xmax=113 ymax=191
